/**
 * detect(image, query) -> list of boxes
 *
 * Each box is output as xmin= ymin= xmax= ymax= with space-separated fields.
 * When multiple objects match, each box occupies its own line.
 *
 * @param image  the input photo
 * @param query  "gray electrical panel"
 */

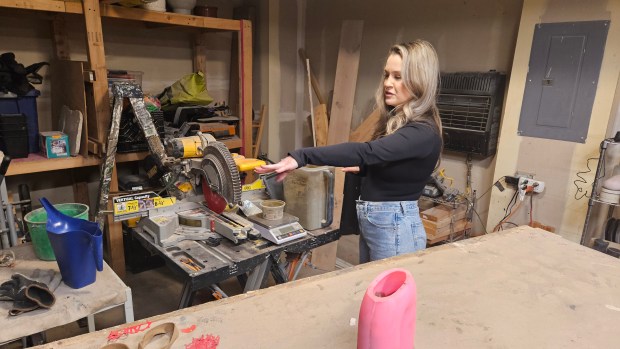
xmin=518 ymin=20 xmax=609 ymax=143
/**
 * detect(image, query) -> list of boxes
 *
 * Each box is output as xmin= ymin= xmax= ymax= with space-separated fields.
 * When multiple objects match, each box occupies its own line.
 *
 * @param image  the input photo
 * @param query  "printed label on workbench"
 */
xmin=113 ymin=192 xmax=176 ymax=221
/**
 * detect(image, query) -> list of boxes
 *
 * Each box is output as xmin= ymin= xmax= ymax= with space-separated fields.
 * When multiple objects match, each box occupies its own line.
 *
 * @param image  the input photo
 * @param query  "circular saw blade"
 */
xmin=201 ymin=141 xmax=242 ymax=206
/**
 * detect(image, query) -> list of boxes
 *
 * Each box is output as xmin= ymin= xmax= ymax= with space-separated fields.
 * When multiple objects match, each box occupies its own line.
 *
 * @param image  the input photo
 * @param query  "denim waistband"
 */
xmin=355 ymin=200 xmax=419 ymax=214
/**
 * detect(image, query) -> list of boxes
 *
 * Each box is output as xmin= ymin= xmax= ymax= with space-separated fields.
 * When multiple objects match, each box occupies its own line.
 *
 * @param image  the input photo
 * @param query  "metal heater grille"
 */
xmin=438 ymin=72 xmax=506 ymax=157
xmin=437 ymin=94 xmax=491 ymax=131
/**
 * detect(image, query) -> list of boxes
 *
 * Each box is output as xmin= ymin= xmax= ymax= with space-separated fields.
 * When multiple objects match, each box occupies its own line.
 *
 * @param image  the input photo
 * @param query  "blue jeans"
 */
xmin=356 ymin=200 xmax=426 ymax=263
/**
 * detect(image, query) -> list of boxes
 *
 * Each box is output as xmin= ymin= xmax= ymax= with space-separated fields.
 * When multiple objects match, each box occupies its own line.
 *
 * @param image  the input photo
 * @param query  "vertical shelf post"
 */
xmin=82 ymin=0 xmax=111 ymax=153
xmin=240 ymin=20 xmax=253 ymax=158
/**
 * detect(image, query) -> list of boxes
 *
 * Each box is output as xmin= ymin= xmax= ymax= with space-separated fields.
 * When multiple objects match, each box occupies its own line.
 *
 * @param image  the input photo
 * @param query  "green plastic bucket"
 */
xmin=24 ymin=203 xmax=89 ymax=261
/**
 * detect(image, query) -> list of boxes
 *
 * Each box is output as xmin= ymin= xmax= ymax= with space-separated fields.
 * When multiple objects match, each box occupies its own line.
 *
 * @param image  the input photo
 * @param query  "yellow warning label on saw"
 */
xmin=154 ymin=197 xmax=176 ymax=208
xmin=112 ymin=192 xmax=176 ymax=221
xmin=114 ymin=200 xmax=140 ymax=215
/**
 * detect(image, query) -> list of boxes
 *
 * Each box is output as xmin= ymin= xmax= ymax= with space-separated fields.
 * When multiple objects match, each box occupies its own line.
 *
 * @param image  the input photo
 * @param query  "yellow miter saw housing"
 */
xmin=161 ymin=133 xmax=266 ymax=208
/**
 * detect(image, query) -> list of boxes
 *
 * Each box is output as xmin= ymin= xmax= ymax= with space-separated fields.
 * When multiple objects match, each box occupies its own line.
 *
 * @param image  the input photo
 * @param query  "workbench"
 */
xmin=129 ymin=224 xmax=341 ymax=308
xmin=0 ymin=244 xmax=133 ymax=345
xmin=36 ymin=226 xmax=620 ymax=348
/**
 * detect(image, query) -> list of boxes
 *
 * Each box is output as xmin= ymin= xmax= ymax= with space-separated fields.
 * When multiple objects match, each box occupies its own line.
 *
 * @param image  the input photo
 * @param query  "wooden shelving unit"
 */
xmin=0 ymin=0 xmax=253 ymax=277
xmin=0 ymin=0 xmax=253 ymax=156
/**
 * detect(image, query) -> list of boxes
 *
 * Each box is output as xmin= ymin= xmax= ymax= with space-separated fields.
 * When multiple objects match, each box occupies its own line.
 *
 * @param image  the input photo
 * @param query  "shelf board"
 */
xmin=98 ymin=5 xmax=241 ymax=31
xmin=6 ymin=151 xmax=150 ymax=176
xmin=6 ymin=141 xmax=241 ymax=176
xmin=6 ymin=153 xmax=100 ymax=176
xmin=0 ymin=0 xmax=241 ymax=31
xmin=0 ymin=0 xmax=67 ymax=13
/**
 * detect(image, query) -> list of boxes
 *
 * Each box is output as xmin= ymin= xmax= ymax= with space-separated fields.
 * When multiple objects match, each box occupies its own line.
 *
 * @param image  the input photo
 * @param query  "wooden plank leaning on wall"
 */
xmin=311 ymin=20 xmax=364 ymax=271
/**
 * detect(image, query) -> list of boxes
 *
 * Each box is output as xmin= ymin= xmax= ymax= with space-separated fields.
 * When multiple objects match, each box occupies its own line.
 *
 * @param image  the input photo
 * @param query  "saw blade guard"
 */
xmin=200 ymin=141 xmax=242 ymax=212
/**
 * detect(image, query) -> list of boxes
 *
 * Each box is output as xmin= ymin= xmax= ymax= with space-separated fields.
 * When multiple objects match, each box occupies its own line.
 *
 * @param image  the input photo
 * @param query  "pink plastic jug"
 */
xmin=358 ymin=268 xmax=417 ymax=349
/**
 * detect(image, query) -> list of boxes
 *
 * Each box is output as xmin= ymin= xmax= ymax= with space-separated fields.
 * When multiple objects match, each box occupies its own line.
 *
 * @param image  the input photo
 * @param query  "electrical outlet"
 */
xmin=532 ymin=180 xmax=545 ymax=193
xmin=518 ymin=177 xmax=545 ymax=195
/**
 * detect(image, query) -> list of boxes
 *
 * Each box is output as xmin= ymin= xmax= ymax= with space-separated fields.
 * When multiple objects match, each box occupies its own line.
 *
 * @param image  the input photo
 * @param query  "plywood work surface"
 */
xmin=38 ymin=226 xmax=620 ymax=348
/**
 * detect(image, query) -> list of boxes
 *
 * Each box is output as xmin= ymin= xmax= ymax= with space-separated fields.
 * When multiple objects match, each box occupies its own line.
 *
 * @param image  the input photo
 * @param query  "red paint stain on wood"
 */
xmin=181 ymin=324 xmax=197 ymax=333
xmin=107 ymin=320 xmax=152 ymax=341
xmin=185 ymin=334 xmax=220 ymax=349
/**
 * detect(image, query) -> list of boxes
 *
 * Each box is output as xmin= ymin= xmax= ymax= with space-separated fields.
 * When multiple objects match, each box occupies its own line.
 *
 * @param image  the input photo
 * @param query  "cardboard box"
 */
xmin=40 ymin=131 xmax=70 ymax=158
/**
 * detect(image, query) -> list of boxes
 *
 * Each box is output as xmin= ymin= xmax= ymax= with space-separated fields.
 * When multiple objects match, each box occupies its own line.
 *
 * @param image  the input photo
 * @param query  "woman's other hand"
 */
xmin=254 ymin=156 xmax=299 ymax=181
xmin=342 ymin=166 xmax=360 ymax=174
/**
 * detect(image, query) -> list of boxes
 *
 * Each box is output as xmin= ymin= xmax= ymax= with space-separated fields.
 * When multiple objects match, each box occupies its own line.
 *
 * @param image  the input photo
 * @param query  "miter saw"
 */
xmin=136 ymin=133 xmax=263 ymax=246
xmin=102 ymin=82 xmax=304 ymax=247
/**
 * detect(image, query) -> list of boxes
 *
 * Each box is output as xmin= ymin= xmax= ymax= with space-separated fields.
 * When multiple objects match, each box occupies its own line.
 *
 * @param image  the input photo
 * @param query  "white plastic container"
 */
xmin=141 ymin=0 xmax=166 ymax=12
xmin=283 ymin=166 xmax=334 ymax=230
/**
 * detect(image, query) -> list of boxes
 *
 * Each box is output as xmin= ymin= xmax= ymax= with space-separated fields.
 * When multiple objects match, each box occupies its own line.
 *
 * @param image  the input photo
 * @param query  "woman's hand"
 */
xmin=342 ymin=166 xmax=360 ymax=174
xmin=254 ymin=156 xmax=299 ymax=181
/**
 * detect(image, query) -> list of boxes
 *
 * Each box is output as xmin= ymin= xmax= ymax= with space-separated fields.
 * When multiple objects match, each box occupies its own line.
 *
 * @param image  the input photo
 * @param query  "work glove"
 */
xmin=0 ymin=270 xmax=58 ymax=316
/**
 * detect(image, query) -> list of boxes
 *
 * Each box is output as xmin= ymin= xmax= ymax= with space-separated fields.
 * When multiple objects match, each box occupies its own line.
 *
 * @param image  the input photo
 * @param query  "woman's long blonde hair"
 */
xmin=372 ymin=40 xmax=442 ymax=140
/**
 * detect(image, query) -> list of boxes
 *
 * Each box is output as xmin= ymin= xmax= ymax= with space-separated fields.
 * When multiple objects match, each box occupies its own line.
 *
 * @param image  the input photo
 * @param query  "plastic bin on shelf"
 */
xmin=0 ymin=89 xmax=40 ymax=153
xmin=0 ymin=113 xmax=29 ymax=158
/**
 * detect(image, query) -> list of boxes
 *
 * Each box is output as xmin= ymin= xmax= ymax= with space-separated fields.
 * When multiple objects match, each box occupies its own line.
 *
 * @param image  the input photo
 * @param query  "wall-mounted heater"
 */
xmin=438 ymin=71 xmax=506 ymax=158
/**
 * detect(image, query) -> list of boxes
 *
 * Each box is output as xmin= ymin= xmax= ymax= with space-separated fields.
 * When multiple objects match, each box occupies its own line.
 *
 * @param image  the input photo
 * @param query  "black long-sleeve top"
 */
xmin=289 ymin=122 xmax=442 ymax=201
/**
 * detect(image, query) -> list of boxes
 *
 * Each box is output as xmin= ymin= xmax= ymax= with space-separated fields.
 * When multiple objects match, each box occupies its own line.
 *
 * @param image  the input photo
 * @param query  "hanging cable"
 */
xmin=476 ymin=176 xmax=506 ymax=202
xmin=493 ymin=200 xmax=524 ymax=232
xmin=501 ymin=191 xmax=518 ymax=224
xmin=465 ymin=153 xmax=473 ymax=196
xmin=494 ymin=191 xmax=518 ymax=232
xmin=438 ymin=168 xmax=455 ymax=187
xmin=464 ymin=197 xmax=488 ymax=235
xmin=529 ymin=194 xmax=534 ymax=226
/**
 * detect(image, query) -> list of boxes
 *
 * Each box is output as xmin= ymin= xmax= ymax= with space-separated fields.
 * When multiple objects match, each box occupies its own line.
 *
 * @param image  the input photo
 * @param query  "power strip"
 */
xmin=518 ymin=177 xmax=545 ymax=200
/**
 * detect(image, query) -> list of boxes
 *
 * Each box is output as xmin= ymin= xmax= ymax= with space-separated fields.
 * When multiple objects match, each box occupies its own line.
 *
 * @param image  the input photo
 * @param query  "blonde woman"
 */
xmin=255 ymin=40 xmax=442 ymax=263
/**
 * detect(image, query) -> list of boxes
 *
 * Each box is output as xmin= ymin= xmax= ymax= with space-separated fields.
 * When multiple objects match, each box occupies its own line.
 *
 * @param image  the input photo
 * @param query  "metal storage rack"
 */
xmin=580 ymin=138 xmax=620 ymax=247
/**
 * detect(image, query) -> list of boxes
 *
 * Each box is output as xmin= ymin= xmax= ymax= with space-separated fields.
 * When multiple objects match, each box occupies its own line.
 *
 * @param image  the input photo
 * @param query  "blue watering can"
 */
xmin=40 ymin=198 xmax=103 ymax=289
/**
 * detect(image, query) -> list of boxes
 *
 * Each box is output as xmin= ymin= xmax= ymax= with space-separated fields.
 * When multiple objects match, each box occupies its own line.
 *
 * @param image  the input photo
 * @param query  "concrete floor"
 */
xmin=1 ymin=235 xmax=360 ymax=348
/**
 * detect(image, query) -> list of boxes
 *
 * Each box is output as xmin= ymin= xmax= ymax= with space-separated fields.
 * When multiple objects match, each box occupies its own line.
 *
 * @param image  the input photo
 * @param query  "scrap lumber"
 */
xmin=253 ymin=105 xmax=267 ymax=158
xmin=349 ymin=109 xmax=381 ymax=142
xmin=313 ymin=20 xmax=364 ymax=271
xmin=314 ymin=104 xmax=329 ymax=147
xmin=327 ymin=20 xmax=363 ymax=145
xmin=306 ymin=59 xmax=316 ymax=147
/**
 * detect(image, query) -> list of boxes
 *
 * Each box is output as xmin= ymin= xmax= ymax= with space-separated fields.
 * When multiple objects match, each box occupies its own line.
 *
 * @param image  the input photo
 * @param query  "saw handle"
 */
xmin=323 ymin=169 xmax=334 ymax=228
xmin=232 ymin=153 xmax=266 ymax=172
